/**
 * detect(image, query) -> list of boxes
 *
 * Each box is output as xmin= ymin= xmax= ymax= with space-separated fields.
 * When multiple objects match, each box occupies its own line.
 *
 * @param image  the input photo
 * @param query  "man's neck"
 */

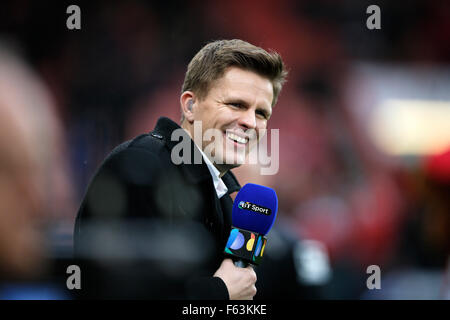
xmin=181 ymin=125 xmax=229 ymax=177
xmin=215 ymin=165 xmax=228 ymax=178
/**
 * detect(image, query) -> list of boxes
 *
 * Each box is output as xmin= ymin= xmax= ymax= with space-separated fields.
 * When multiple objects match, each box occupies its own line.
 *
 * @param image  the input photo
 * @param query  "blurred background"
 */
xmin=0 ymin=0 xmax=449 ymax=299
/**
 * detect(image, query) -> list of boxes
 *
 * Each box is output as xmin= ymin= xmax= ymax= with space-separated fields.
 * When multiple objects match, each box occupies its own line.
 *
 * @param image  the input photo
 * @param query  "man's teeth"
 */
xmin=227 ymin=132 xmax=247 ymax=144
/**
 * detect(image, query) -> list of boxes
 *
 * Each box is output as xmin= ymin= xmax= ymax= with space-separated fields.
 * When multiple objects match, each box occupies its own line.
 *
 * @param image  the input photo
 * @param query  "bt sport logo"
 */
xmin=238 ymin=201 xmax=272 ymax=216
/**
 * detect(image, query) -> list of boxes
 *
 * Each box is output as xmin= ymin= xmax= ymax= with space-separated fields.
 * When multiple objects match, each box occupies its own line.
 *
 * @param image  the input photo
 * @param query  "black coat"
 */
xmin=73 ymin=117 xmax=241 ymax=299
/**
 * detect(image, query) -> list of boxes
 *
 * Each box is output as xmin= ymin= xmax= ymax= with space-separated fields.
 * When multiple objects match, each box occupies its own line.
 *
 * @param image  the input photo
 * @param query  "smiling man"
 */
xmin=74 ymin=39 xmax=287 ymax=299
xmin=180 ymin=66 xmax=273 ymax=171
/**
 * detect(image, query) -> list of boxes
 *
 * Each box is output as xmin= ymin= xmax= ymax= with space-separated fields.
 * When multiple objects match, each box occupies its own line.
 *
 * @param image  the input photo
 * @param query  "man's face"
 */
xmin=192 ymin=67 xmax=274 ymax=172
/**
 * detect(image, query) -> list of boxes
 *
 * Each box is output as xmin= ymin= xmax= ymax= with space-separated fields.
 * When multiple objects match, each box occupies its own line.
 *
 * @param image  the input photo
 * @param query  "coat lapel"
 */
xmin=152 ymin=116 xmax=242 ymax=243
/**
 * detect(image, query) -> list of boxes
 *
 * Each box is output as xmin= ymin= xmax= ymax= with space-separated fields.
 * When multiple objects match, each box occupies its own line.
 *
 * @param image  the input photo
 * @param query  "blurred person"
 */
xmin=361 ymin=148 xmax=450 ymax=299
xmin=0 ymin=43 xmax=73 ymax=297
xmin=74 ymin=39 xmax=288 ymax=299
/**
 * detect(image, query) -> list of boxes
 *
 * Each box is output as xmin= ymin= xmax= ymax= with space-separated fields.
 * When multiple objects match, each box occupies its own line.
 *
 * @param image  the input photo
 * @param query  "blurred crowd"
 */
xmin=0 ymin=0 xmax=449 ymax=299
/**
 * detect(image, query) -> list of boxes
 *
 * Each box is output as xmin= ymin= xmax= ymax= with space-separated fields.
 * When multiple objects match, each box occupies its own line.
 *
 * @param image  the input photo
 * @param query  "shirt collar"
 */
xmin=198 ymin=148 xmax=228 ymax=199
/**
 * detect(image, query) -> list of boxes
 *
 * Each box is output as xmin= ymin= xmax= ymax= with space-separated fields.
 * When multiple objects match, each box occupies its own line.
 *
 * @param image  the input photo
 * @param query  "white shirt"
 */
xmin=199 ymin=149 xmax=228 ymax=199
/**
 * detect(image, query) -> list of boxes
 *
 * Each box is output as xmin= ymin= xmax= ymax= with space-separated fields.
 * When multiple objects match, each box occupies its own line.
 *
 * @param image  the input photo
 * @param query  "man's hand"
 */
xmin=213 ymin=258 xmax=257 ymax=300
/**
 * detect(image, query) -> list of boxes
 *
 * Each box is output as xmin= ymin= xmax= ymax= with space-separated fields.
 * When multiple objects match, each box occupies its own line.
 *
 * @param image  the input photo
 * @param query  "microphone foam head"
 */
xmin=232 ymin=183 xmax=278 ymax=235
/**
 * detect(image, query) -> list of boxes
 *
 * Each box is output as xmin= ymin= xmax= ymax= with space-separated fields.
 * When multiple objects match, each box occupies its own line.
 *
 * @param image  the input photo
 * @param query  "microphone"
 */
xmin=224 ymin=183 xmax=278 ymax=267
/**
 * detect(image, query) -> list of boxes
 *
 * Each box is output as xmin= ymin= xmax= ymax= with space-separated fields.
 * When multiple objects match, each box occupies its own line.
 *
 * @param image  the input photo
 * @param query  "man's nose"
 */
xmin=238 ymin=108 xmax=257 ymax=130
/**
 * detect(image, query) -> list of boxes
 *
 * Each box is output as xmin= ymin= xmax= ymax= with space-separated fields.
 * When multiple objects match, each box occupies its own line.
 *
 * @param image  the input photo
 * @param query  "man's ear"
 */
xmin=180 ymin=91 xmax=196 ymax=124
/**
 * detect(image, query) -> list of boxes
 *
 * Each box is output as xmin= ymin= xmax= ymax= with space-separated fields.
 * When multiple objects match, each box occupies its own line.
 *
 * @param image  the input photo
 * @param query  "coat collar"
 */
xmin=152 ymin=117 xmax=241 ymax=194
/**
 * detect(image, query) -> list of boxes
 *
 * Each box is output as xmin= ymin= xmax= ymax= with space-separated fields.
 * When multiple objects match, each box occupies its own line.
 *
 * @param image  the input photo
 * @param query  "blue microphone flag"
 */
xmin=232 ymin=183 xmax=278 ymax=235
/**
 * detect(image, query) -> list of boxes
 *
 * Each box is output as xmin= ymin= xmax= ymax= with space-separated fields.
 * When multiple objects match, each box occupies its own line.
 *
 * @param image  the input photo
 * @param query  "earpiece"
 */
xmin=187 ymin=99 xmax=193 ymax=111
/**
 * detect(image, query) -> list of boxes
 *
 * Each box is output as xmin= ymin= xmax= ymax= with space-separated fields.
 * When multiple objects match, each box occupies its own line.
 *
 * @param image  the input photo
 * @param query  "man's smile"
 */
xmin=225 ymin=130 xmax=249 ymax=145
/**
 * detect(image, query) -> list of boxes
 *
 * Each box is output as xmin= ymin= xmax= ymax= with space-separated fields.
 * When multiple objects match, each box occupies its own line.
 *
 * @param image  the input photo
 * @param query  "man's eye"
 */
xmin=256 ymin=110 xmax=268 ymax=119
xmin=228 ymin=102 xmax=244 ymax=108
